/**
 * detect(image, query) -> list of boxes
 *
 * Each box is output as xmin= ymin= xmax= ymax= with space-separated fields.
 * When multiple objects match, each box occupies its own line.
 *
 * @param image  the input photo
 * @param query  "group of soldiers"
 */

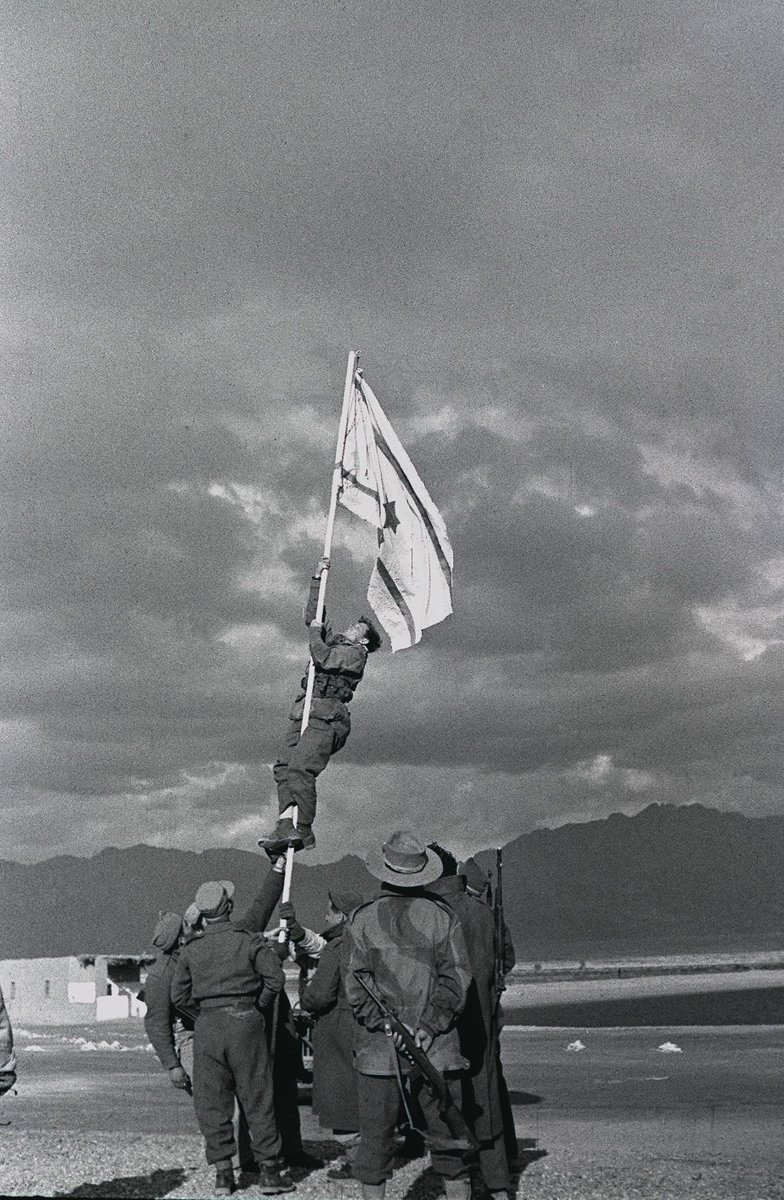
xmin=140 ymin=561 xmax=519 ymax=1196
xmin=144 ymin=832 xmax=517 ymax=1199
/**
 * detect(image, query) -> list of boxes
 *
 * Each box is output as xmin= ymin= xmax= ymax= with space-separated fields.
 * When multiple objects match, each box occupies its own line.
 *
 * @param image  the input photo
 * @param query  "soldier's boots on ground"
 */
xmin=257 ymin=1162 xmax=296 ymax=1194
xmin=236 ymin=1164 xmax=259 ymax=1189
xmin=214 ymin=1161 xmax=235 ymax=1195
xmin=216 ymin=1157 xmax=295 ymax=1196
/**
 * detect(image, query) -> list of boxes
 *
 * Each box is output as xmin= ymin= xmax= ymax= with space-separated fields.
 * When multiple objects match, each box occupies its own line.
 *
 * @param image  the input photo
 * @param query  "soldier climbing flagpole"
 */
xmin=278 ymin=349 xmax=360 ymax=934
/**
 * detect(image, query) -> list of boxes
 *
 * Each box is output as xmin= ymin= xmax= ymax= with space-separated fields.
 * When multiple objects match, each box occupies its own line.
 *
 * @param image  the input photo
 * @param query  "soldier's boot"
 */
xmin=214 ymin=1160 xmax=235 ymax=1195
xmin=258 ymin=818 xmax=304 ymax=854
xmin=236 ymin=1161 xmax=260 ymax=1189
xmin=257 ymin=1160 xmax=295 ymax=1194
xmin=360 ymin=1185 xmax=386 ymax=1199
xmin=442 ymin=1179 xmax=471 ymax=1200
xmin=291 ymin=824 xmax=315 ymax=851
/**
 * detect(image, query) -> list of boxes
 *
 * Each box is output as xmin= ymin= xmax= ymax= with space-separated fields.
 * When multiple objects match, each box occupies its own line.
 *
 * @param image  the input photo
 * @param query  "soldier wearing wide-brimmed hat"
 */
xmin=342 ymin=830 xmax=473 ymax=1200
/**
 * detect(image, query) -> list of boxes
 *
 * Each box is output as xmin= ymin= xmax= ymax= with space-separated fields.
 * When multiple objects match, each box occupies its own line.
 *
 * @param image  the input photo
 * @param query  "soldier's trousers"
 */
xmin=178 ymin=1028 xmax=255 ymax=1170
xmin=478 ymin=1132 xmax=512 ymax=1192
xmin=354 ymin=1072 xmax=469 ymax=1186
xmin=192 ymin=1007 xmax=281 ymax=1167
xmin=273 ymin=709 xmax=350 ymax=826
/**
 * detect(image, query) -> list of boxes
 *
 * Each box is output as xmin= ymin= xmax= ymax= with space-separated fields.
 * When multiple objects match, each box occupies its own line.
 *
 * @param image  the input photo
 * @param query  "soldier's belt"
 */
xmin=198 ymin=996 xmax=258 ymax=1011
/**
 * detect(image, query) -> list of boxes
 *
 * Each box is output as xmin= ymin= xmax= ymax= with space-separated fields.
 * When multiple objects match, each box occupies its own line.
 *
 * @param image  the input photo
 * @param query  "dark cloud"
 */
xmin=2 ymin=1 xmax=784 ymax=861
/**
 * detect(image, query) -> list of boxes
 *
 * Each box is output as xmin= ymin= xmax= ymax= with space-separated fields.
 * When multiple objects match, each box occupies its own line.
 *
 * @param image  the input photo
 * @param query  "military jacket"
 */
xmin=171 ymin=920 xmax=284 ymax=1011
xmin=296 ymin=578 xmax=368 ymax=704
xmin=143 ymin=950 xmax=191 ymax=1070
xmin=145 ymin=867 xmax=285 ymax=1069
xmin=342 ymin=889 xmax=471 ymax=1076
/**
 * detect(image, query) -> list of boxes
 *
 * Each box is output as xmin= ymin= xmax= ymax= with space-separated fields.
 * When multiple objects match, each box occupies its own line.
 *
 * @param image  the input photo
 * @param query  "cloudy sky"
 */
xmin=3 ymin=0 xmax=784 ymax=864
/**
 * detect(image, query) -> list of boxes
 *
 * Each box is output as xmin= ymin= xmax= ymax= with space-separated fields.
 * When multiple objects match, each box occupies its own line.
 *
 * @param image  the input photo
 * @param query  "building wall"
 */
xmin=0 ymin=957 xmax=103 ymax=1025
xmin=1 ymin=954 xmax=153 ymax=1024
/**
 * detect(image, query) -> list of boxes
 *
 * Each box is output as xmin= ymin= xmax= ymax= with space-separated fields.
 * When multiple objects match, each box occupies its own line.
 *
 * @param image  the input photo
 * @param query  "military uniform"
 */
xmin=272 ymin=576 xmax=369 ymax=828
xmin=143 ymin=912 xmax=194 ymax=1075
xmin=429 ymin=873 xmax=514 ymax=1195
xmin=145 ymin=870 xmax=296 ymax=1174
xmin=171 ymin=899 xmax=285 ymax=1174
xmin=342 ymin=845 xmax=472 ymax=1194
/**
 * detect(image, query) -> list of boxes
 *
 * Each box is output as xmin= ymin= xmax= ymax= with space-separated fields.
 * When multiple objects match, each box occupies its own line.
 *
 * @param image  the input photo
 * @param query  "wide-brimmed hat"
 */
xmin=193 ymin=879 xmax=235 ymax=918
xmin=366 ymin=830 xmax=443 ymax=888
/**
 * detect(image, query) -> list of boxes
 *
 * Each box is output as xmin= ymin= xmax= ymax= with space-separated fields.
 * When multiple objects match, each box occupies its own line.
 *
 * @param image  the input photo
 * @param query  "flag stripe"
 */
xmin=340 ymin=469 xmax=379 ymax=502
xmin=375 ymin=557 xmax=417 ymax=645
xmin=373 ymin=429 xmax=453 ymax=590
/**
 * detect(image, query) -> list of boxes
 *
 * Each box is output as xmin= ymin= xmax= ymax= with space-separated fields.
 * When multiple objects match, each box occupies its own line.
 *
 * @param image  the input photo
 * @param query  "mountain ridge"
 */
xmin=3 ymin=803 xmax=782 ymax=959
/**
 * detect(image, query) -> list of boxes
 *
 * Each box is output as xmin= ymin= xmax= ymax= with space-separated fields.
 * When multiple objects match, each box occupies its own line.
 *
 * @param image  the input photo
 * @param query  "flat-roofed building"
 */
xmin=0 ymin=955 xmax=153 ymax=1024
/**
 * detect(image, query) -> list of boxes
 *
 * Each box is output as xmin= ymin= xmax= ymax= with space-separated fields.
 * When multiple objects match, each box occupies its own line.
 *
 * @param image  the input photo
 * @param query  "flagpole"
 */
xmin=279 ymin=349 xmax=359 ymax=933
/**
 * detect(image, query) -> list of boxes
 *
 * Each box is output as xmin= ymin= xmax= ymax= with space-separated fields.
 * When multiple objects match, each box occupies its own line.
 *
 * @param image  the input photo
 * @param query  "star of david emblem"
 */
xmin=383 ymin=500 xmax=400 ymax=533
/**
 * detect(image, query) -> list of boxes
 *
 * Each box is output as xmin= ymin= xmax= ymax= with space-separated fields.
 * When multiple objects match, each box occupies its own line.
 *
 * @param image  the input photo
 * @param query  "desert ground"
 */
xmin=1 ymin=968 xmax=783 ymax=1199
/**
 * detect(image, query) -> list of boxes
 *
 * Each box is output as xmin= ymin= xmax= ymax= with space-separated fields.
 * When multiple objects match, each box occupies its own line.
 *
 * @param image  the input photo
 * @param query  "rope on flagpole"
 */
xmin=278 ymin=349 xmax=360 ymax=940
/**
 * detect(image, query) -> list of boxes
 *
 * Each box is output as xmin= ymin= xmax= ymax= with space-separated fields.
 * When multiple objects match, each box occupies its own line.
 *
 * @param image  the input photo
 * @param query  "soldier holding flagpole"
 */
xmin=259 ymin=351 xmax=454 ymax=938
xmin=258 ymin=561 xmax=381 ymax=856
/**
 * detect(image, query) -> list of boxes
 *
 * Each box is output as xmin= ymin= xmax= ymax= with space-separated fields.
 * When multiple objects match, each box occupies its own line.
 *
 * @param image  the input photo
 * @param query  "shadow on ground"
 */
xmin=397 ymin=1137 xmax=548 ymax=1199
xmin=507 ymin=1090 xmax=543 ymax=1105
xmin=53 ymin=1168 xmax=186 ymax=1198
xmin=517 ymin=1136 xmax=548 ymax=1171
xmin=282 ymin=1138 xmax=344 ymax=1182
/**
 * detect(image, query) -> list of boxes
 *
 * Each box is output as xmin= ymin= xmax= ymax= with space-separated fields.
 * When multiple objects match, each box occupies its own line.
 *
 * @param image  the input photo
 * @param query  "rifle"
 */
xmin=493 ymin=848 xmax=506 ymax=1001
xmin=352 ymin=972 xmax=480 ymax=1152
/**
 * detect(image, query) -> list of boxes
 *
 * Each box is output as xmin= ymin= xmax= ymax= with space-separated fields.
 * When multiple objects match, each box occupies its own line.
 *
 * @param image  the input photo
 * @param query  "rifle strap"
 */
xmin=392 ymin=1048 xmax=421 ymax=1135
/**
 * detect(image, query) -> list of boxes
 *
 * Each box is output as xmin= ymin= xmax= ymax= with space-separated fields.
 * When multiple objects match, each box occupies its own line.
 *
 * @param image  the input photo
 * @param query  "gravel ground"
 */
xmin=0 ymin=1130 xmax=202 ymax=1197
xmin=161 ymin=1154 xmax=784 ymax=1200
xmin=3 ymin=1131 xmax=782 ymax=1200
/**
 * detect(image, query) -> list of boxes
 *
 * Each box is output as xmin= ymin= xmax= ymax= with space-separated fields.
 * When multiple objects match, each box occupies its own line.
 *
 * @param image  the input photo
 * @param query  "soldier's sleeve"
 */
xmin=235 ymin=866 xmax=285 ymax=932
xmin=303 ymin=576 xmax=320 ymax=625
xmin=419 ymin=911 xmax=471 ymax=1038
xmin=143 ymin=961 xmax=180 ymax=1071
xmin=294 ymin=926 xmax=327 ymax=957
xmin=341 ymin=913 xmax=387 ymax=1031
xmin=308 ymin=627 xmax=367 ymax=678
xmin=250 ymin=936 xmax=286 ymax=1007
xmin=170 ymin=950 xmax=194 ymax=1017
xmin=300 ymin=941 xmax=341 ymax=1015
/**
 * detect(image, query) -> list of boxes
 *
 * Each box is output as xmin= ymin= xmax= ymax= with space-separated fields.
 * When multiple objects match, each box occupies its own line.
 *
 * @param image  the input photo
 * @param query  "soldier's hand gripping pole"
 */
xmin=352 ymin=971 xmax=480 ymax=1152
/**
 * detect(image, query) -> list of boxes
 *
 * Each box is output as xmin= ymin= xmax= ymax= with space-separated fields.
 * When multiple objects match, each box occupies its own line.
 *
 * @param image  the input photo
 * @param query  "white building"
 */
xmin=0 ymin=954 xmax=153 ymax=1024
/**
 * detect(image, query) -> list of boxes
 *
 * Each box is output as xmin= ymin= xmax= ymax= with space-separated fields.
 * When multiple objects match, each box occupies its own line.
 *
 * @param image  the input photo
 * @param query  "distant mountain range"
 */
xmin=2 ymin=803 xmax=783 ymax=960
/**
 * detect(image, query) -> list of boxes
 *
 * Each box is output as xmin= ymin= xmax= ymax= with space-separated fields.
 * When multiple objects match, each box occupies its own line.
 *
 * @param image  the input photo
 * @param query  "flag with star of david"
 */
xmin=338 ymin=371 xmax=453 ymax=651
